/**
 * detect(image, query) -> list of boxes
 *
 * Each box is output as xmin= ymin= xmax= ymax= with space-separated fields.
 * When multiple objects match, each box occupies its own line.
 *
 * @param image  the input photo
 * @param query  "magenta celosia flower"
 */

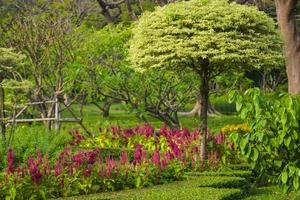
xmin=133 ymin=144 xmax=143 ymax=165
xmin=170 ymin=142 xmax=180 ymax=159
xmin=87 ymin=150 xmax=98 ymax=165
xmin=27 ymin=156 xmax=42 ymax=184
xmin=160 ymin=158 xmax=168 ymax=169
xmin=43 ymin=153 xmax=51 ymax=175
xmin=7 ymin=148 xmax=14 ymax=174
xmin=36 ymin=150 xmax=43 ymax=165
xmin=83 ymin=165 xmax=92 ymax=177
xmin=54 ymin=161 xmax=62 ymax=177
xmin=193 ymin=146 xmax=199 ymax=154
xmin=165 ymin=151 xmax=174 ymax=161
xmin=111 ymin=125 xmax=121 ymax=138
xmin=17 ymin=164 xmax=22 ymax=176
xmin=106 ymin=157 xmax=116 ymax=177
xmin=124 ymin=128 xmax=134 ymax=138
xmin=68 ymin=164 xmax=73 ymax=176
xmin=73 ymin=151 xmax=84 ymax=168
xmin=30 ymin=164 xmax=42 ymax=184
xmin=120 ymin=151 xmax=128 ymax=165
xmin=152 ymin=150 xmax=160 ymax=166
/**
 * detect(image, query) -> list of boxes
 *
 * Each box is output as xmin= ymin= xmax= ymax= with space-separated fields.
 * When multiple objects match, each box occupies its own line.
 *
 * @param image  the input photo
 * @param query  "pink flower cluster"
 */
xmin=5 ymin=143 xmax=178 ymax=187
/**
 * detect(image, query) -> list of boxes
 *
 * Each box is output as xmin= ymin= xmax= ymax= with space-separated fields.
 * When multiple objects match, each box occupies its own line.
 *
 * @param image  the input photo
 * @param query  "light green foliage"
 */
xmin=229 ymin=88 xmax=300 ymax=193
xmin=0 ymin=48 xmax=25 ymax=78
xmin=129 ymin=0 xmax=283 ymax=73
xmin=74 ymin=24 xmax=133 ymax=103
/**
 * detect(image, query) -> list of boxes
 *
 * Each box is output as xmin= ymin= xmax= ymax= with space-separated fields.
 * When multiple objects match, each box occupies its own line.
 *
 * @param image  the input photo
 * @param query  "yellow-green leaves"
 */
xmin=129 ymin=0 xmax=283 ymax=74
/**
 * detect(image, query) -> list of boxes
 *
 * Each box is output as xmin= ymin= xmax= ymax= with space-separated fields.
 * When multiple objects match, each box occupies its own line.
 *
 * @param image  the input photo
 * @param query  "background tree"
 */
xmin=0 ymin=48 xmax=26 ymax=145
xmin=129 ymin=0 xmax=283 ymax=164
xmin=2 ymin=4 xmax=83 ymax=130
xmin=275 ymin=0 xmax=300 ymax=95
xmin=76 ymin=24 xmax=195 ymax=127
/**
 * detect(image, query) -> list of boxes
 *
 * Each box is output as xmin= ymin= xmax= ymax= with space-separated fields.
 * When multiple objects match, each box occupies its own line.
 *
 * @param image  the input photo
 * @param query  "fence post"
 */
xmin=54 ymin=96 xmax=60 ymax=133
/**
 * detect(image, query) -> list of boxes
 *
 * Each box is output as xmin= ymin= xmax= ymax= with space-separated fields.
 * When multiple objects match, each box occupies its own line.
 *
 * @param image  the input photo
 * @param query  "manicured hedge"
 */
xmin=57 ymin=176 xmax=247 ymax=200
xmin=186 ymin=170 xmax=252 ymax=179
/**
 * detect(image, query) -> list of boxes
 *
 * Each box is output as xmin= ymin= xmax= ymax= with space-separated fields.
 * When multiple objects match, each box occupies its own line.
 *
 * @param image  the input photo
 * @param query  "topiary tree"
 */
xmin=129 ymin=0 xmax=283 ymax=164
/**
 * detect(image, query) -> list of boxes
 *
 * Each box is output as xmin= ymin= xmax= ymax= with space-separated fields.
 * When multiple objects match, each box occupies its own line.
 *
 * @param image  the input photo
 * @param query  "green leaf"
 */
xmin=135 ymin=176 xmax=142 ymax=188
xmin=252 ymin=148 xmax=259 ymax=161
xmin=294 ymin=177 xmax=299 ymax=190
xmin=282 ymin=171 xmax=288 ymax=184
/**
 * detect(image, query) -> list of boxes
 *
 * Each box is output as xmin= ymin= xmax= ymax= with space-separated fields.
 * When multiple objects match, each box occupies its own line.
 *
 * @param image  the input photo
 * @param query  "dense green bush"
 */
xmin=0 ymin=126 xmax=72 ymax=169
xmin=229 ymin=88 xmax=300 ymax=193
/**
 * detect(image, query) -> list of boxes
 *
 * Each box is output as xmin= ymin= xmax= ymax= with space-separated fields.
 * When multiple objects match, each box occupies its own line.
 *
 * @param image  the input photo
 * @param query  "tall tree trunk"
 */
xmin=0 ymin=80 xmax=6 ymax=146
xmin=199 ymin=62 xmax=209 ymax=166
xmin=275 ymin=0 xmax=300 ymax=95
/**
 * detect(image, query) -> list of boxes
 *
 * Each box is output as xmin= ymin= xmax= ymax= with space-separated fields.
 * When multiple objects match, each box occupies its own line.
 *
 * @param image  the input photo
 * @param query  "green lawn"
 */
xmin=61 ymin=103 xmax=243 ymax=134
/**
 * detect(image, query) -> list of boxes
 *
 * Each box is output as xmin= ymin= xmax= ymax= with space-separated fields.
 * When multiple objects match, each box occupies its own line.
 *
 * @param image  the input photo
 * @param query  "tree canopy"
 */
xmin=129 ymin=0 xmax=283 ymax=75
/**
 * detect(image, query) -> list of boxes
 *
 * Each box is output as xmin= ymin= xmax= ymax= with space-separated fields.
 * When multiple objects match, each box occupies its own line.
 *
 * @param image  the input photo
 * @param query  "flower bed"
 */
xmin=0 ymin=124 xmax=231 ymax=199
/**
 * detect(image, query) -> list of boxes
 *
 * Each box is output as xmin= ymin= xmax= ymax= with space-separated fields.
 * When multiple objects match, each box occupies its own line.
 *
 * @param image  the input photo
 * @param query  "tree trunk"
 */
xmin=102 ymin=100 xmax=112 ymax=118
xmin=97 ymin=0 xmax=114 ymax=23
xmin=275 ymin=0 xmax=300 ymax=95
xmin=0 ymin=80 xmax=6 ymax=145
xmin=125 ymin=0 xmax=137 ymax=20
xmin=199 ymin=62 xmax=209 ymax=166
xmin=178 ymin=95 xmax=218 ymax=117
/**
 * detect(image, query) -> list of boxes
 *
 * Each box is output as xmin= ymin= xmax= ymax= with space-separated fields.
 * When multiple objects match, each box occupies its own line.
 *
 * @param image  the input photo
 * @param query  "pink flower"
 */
xmin=55 ymin=161 xmax=62 ymax=177
xmin=152 ymin=150 xmax=160 ymax=166
xmin=73 ymin=151 xmax=84 ymax=168
xmin=133 ymin=144 xmax=143 ymax=165
xmin=120 ymin=151 xmax=128 ymax=165
xmin=30 ymin=164 xmax=42 ymax=184
xmin=7 ymin=148 xmax=14 ymax=174
xmin=160 ymin=158 xmax=168 ymax=169
xmin=106 ymin=158 xmax=116 ymax=177
xmin=68 ymin=164 xmax=73 ymax=176
xmin=83 ymin=165 xmax=92 ymax=177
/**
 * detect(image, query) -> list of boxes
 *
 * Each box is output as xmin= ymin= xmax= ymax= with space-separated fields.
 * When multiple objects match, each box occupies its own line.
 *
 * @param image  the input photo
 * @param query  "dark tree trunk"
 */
xmin=275 ymin=0 xmax=300 ymax=95
xmin=97 ymin=0 xmax=114 ymax=23
xmin=102 ymin=100 xmax=112 ymax=118
xmin=0 ymin=79 xmax=6 ymax=145
xmin=125 ymin=0 xmax=137 ymax=20
xmin=199 ymin=61 xmax=209 ymax=166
